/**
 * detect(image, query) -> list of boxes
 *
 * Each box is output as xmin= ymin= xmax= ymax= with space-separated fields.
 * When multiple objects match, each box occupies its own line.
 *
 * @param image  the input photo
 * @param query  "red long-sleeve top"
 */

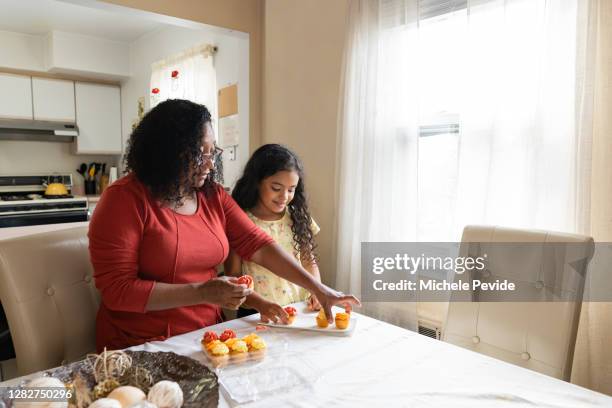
xmin=88 ymin=174 xmax=273 ymax=352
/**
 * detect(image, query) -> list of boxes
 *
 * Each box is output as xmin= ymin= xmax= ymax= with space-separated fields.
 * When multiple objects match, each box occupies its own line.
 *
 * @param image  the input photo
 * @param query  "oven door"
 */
xmin=0 ymin=210 xmax=88 ymax=228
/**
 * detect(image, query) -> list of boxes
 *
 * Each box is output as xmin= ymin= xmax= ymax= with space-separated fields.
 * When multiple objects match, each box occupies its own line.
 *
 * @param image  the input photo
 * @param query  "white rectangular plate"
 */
xmin=259 ymin=306 xmax=357 ymax=336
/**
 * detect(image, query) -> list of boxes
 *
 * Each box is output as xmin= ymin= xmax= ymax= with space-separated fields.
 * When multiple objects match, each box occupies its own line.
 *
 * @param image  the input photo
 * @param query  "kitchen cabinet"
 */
xmin=32 ymin=78 xmax=75 ymax=122
xmin=0 ymin=73 xmax=33 ymax=120
xmin=74 ymin=82 xmax=122 ymax=154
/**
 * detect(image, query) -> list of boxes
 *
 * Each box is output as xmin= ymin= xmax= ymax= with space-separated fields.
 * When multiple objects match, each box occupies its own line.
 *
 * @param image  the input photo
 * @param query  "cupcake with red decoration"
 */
xmin=233 ymin=275 xmax=254 ymax=290
xmin=219 ymin=329 xmax=236 ymax=342
xmin=284 ymin=306 xmax=297 ymax=325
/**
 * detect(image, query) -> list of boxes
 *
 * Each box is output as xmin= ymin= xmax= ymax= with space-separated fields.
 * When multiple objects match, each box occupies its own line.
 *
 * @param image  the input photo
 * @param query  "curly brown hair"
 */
xmin=232 ymin=144 xmax=317 ymax=266
xmin=124 ymin=99 xmax=223 ymax=206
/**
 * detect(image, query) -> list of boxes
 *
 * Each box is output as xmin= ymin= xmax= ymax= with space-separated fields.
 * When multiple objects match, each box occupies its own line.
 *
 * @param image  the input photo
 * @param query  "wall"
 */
xmin=262 ymin=0 xmax=349 ymax=284
xmin=122 ymin=24 xmax=249 ymax=186
xmin=0 ymin=140 xmax=118 ymax=181
xmin=101 ymin=0 xmax=263 ymax=152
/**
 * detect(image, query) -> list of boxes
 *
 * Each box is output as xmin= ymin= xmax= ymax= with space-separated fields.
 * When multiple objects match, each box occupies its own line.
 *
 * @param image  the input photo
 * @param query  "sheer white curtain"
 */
xmin=150 ymin=44 xmax=218 ymax=133
xmin=335 ymin=0 xmax=593 ymax=330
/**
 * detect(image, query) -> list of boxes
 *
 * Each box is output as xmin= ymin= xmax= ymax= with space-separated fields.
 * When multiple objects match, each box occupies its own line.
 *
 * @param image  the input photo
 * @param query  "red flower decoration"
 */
xmin=202 ymin=331 xmax=218 ymax=344
xmin=171 ymin=70 xmax=179 ymax=78
xmin=152 ymin=88 xmax=160 ymax=94
xmin=234 ymin=275 xmax=254 ymax=289
xmin=219 ymin=329 xmax=236 ymax=342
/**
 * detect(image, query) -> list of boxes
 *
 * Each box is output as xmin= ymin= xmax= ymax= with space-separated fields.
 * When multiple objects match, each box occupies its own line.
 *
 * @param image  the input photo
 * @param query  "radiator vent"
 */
xmin=418 ymin=321 xmax=441 ymax=340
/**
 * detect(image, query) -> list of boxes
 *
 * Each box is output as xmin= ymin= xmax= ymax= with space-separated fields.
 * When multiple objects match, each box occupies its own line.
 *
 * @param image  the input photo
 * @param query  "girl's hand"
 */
xmin=307 ymin=294 xmax=322 ymax=311
xmin=199 ymin=276 xmax=253 ymax=309
xmin=255 ymin=299 xmax=289 ymax=324
xmin=313 ymin=284 xmax=360 ymax=323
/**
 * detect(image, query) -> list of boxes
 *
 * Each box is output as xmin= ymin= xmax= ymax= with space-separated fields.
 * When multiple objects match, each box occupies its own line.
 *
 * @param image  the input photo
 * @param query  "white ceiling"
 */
xmin=0 ymin=0 xmax=164 ymax=42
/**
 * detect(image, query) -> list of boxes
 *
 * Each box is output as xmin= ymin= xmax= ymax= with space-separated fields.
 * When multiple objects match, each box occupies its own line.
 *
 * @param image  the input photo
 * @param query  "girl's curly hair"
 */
xmin=232 ymin=144 xmax=317 ymax=266
xmin=124 ymin=99 xmax=223 ymax=206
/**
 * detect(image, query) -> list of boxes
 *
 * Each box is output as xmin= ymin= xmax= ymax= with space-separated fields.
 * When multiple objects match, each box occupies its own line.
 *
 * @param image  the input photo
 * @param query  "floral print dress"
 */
xmin=242 ymin=210 xmax=320 ymax=306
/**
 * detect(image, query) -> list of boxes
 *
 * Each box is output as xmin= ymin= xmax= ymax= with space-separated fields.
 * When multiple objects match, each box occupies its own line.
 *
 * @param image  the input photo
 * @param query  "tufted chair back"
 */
xmin=0 ymin=227 xmax=99 ymax=376
xmin=442 ymin=225 xmax=594 ymax=380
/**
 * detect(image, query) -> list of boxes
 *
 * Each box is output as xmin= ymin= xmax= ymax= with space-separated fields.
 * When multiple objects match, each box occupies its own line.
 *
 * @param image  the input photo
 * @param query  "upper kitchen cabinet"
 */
xmin=75 ymin=82 xmax=122 ymax=154
xmin=0 ymin=73 xmax=33 ymax=120
xmin=32 ymin=78 xmax=75 ymax=122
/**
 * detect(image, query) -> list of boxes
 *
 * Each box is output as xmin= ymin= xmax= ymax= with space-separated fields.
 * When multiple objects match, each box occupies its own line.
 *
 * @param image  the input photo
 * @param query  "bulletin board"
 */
xmin=218 ymin=84 xmax=238 ymax=118
xmin=218 ymin=84 xmax=239 ymax=148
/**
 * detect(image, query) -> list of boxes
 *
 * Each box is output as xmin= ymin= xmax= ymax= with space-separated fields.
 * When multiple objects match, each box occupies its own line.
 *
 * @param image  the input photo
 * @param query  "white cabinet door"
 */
xmin=0 ymin=73 xmax=33 ymax=120
xmin=32 ymin=78 xmax=75 ymax=122
xmin=75 ymin=82 xmax=122 ymax=154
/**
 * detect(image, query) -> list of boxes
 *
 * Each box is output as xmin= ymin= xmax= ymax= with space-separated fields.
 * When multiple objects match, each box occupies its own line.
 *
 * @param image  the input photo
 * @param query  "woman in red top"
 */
xmin=89 ymin=99 xmax=359 ymax=351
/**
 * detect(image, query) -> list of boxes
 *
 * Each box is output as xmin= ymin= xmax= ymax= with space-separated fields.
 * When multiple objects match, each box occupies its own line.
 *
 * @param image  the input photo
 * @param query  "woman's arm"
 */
xmin=145 ymin=277 xmax=252 ymax=311
xmin=224 ymin=249 xmax=242 ymax=277
xmin=250 ymin=243 xmax=360 ymax=322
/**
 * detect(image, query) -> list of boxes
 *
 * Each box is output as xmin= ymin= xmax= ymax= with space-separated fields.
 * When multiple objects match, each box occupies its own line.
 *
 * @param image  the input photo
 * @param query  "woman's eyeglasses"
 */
xmin=197 ymin=146 xmax=224 ymax=166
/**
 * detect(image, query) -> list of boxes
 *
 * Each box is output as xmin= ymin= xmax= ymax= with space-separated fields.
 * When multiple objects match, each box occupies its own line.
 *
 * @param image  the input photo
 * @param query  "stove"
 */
xmin=0 ymin=174 xmax=89 ymax=228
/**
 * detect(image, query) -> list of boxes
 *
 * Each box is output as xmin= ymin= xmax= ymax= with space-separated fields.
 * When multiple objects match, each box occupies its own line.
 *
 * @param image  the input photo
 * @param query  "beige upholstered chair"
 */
xmin=442 ymin=225 xmax=594 ymax=380
xmin=0 ymin=227 xmax=99 ymax=376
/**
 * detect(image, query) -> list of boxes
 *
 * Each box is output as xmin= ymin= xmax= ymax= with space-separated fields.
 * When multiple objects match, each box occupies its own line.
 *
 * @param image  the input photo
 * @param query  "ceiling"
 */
xmin=0 ymin=0 xmax=164 ymax=42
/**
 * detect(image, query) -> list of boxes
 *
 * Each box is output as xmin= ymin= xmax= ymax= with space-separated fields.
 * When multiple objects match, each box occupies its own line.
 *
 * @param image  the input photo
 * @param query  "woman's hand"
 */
xmin=199 ymin=276 xmax=252 ymax=309
xmin=253 ymin=299 xmax=289 ymax=324
xmin=312 ymin=284 xmax=360 ymax=323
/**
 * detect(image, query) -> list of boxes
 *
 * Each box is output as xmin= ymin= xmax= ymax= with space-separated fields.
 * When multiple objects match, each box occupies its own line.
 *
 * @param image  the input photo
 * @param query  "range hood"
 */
xmin=0 ymin=118 xmax=79 ymax=142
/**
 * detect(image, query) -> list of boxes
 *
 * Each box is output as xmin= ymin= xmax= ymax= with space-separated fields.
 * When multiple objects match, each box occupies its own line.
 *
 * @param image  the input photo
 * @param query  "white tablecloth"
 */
xmin=128 ymin=303 xmax=612 ymax=408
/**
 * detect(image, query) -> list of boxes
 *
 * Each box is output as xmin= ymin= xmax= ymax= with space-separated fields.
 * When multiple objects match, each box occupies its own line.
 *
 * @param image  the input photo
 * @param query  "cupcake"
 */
xmin=235 ymin=275 xmax=254 ymax=289
xmin=209 ymin=341 xmax=230 ymax=367
xmin=284 ymin=306 xmax=297 ymax=324
xmin=242 ymin=333 xmax=259 ymax=347
xmin=224 ymin=337 xmax=239 ymax=349
xmin=335 ymin=312 xmax=350 ymax=330
xmin=219 ymin=329 xmax=237 ymax=342
xmin=249 ymin=337 xmax=267 ymax=362
xmin=202 ymin=331 xmax=218 ymax=345
xmin=316 ymin=309 xmax=329 ymax=328
xmin=249 ymin=337 xmax=266 ymax=351
xmin=229 ymin=339 xmax=249 ymax=363
xmin=230 ymin=339 xmax=248 ymax=353
xmin=203 ymin=339 xmax=221 ymax=353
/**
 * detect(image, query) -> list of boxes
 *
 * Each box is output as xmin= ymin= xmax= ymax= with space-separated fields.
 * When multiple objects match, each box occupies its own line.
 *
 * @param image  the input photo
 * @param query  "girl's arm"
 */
xmin=250 ymin=243 xmax=360 ymax=322
xmin=242 ymin=291 xmax=289 ymax=324
xmin=226 ymin=249 xmax=290 ymax=323
xmin=303 ymin=260 xmax=323 ymax=311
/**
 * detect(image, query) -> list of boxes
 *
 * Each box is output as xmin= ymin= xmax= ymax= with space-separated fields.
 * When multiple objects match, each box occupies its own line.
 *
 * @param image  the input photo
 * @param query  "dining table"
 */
xmin=2 ymin=302 xmax=611 ymax=407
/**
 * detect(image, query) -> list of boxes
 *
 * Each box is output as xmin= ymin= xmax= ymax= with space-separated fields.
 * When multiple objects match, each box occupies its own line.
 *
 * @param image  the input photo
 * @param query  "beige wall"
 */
xmin=101 ymin=0 xmax=264 ymax=151
xmin=262 ymin=0 xmax=349 ymax=284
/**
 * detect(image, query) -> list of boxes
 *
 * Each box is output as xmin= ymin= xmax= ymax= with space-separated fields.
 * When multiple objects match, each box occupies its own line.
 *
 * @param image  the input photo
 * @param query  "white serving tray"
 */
xmin=259 ymin=306 xmax=357 ymax=336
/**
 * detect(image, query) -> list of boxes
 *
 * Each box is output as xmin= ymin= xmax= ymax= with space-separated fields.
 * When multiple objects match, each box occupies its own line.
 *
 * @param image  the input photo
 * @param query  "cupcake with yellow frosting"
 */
xmin=228 ymin=339 xmax=249 ymax=363
xmin=208 ymin=341 xmax=230 ymax=367
xmin=335 ymin=312 xmax=350 ymax=330
xmin=249 ymin=336 xmax=267 ymax=361
xmin=316 ymin=310 xmax=329 ymax=328
xmin=224 ymin=337 xmax=239 ymax=349
xmin=249 ymin=337 xmax=266 ymax=351
xmin=203 ymin=339 xmax=221 ymax=353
